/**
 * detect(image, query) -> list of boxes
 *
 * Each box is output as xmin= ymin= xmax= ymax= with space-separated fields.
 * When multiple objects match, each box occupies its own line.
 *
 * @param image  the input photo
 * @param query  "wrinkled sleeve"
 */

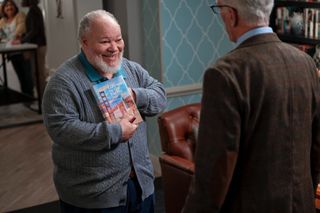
xmin=131 ymin=63 xmax=167 ymax=116
xmin=15 ymin=12 xmax=26 ymax=38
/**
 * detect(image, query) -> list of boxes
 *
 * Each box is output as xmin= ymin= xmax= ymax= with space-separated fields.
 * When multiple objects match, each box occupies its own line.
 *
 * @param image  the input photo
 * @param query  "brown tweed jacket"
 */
xmin=183 ymin=33 xmax=320 ymax=213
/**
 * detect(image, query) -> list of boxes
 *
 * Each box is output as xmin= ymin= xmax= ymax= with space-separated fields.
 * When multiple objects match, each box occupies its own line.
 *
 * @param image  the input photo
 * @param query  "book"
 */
xmin=91 ymin=75 xmax=142 ymax=124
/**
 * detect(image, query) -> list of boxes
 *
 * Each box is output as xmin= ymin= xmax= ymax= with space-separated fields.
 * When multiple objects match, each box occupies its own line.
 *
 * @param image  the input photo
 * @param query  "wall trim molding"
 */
xmin=166 ymin=83 xmax=202 ymax=98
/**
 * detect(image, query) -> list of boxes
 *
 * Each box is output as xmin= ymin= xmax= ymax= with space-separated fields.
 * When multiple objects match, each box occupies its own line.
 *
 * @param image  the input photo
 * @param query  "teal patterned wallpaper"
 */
xmin=142 ymin=0 xmax=234 ymax=90
xmin=142 ymin=0 xmax=235 ymax=156
xmin=160 ymin=0 xmax=233 ymax=87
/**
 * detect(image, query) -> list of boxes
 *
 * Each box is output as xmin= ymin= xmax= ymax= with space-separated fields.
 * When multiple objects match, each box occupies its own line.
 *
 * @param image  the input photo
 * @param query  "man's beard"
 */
xmin=94 ymin=52 xmax=123 ymax=74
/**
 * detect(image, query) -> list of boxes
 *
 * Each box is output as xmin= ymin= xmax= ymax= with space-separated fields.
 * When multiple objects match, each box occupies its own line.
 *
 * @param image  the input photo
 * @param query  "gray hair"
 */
xmin=224 ymin=0 xmax=274 ymax=25
xmin=78 ymin=10 xmax=120 ymax=41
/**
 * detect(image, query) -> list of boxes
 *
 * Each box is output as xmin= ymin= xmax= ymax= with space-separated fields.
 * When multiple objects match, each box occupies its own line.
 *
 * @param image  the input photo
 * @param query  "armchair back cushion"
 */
xmin=158 ymin=103 xmax=200 ymax=161
xmin=158 ymin=103 xmax=201 ymax=213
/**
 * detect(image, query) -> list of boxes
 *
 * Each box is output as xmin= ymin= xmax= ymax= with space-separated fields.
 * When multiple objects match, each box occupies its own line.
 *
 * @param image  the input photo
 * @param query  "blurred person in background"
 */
xmin=14 ymin=0 xmax=47 ymax=100
xmin=0 ymin=0 xmax=33 ymax=97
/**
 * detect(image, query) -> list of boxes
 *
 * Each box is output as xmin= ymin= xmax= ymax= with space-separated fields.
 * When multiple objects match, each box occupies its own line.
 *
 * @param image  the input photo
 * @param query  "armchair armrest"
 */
xmin=160 ymin=154 xmax=194 ymax=174
xmin=159 ymin=154 xmax=194 ymax=213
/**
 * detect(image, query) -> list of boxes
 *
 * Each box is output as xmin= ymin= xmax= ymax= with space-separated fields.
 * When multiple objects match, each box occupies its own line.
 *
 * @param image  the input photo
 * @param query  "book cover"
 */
xmin=92 ymin=75 xmax=142 ymax=124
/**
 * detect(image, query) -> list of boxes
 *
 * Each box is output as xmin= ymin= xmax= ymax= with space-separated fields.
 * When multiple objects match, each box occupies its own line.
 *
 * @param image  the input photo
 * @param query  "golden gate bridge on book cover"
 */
xmin=94 ymin=76 xmax=139 ymax=123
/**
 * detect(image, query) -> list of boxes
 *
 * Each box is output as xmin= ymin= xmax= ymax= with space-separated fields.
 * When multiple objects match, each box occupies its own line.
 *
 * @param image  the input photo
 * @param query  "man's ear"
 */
xmin=228 ymin=8 xmax=238 ymax=27
xmin=82 ymin=39 xmax=88 ymax=47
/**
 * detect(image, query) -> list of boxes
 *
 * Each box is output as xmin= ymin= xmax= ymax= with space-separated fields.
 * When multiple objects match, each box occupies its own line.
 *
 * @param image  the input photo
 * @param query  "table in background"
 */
xmin=0 ymin=43 xmax=41 ymax=114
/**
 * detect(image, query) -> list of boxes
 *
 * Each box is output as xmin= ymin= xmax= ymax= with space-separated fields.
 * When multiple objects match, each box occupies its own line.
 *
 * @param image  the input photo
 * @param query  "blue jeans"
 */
xmin=60 ymin=178 xmax=154 ymax=213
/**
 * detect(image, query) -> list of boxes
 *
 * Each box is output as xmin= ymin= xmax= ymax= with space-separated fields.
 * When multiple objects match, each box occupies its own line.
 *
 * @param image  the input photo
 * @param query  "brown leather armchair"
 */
xmin=158 ymin=103 xmax=201 ymax=213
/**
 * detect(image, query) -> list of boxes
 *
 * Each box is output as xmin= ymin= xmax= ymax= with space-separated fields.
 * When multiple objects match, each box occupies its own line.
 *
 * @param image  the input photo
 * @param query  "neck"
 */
xmin=6 ymin=16 xmax=15 ymax=22
xmin=99 ymin=72 xmax=113 ymax=80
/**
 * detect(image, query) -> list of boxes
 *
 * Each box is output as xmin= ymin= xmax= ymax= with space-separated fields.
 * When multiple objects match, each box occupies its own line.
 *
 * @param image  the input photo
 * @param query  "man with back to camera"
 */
xmin=182 ymin=0 xmax=320 ymax=212
xmin=42 ymin=10 xmax=167 ymax=213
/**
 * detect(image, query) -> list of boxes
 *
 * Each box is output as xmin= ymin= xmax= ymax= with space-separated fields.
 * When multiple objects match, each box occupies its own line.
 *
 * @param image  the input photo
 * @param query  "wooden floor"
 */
xmin=0 ymin=121 xmax=319 ymax=211
xmin=0 ymin=122 xmax=162 ymax=212
xmin=0 ymin=123 xmax=58 ymax=212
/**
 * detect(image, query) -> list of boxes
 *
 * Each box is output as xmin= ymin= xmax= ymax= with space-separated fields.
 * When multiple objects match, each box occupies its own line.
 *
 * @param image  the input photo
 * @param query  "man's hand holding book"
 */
xmin=119 ymin=112 xmax=138 ymax=141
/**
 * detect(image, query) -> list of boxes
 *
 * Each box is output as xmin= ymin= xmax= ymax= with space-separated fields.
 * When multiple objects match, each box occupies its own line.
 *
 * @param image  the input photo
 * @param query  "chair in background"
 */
xmin=158 ymin=103 xmax=200 ymax=213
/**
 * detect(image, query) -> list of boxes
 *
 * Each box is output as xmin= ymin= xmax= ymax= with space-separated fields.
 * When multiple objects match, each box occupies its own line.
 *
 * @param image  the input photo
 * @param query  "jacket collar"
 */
xmin=235 ymin=33 xmax=281 ymax=50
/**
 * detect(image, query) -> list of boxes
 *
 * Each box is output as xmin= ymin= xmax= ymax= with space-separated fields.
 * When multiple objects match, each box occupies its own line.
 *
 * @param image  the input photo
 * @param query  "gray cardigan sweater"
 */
xmin=42 ymin=55 xmax=167 ymax=208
